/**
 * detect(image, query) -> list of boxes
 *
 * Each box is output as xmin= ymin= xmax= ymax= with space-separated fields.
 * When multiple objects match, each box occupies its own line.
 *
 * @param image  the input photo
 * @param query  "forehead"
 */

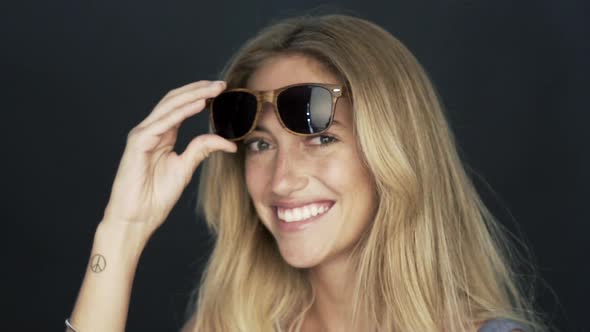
xmin=246 ymin=54 xmax=340 ymax=91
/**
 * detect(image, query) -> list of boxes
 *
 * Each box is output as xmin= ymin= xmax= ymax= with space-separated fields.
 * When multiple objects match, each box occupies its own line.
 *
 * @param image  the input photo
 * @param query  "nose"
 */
xmin=270 ymin=143 xmax=309 ymax=197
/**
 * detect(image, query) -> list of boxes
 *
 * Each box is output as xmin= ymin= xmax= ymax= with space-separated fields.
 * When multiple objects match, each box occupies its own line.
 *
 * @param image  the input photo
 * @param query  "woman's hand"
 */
xmin=101 ymin=80 xmax=236 ymax=238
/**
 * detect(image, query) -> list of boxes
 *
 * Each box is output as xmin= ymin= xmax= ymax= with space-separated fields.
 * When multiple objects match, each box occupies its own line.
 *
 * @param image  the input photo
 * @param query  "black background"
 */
xmin=4 ymin=0 xmax=588 ymax=331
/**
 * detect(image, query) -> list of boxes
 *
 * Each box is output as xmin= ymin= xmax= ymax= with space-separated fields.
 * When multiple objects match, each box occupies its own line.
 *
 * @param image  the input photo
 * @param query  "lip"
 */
xmin=273 ymin=200 xmax=335 ymax=232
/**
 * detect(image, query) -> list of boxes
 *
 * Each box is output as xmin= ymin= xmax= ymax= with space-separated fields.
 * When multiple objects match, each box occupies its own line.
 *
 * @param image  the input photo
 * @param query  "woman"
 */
xmin=67 ymin=14 xmax=546 ymax=331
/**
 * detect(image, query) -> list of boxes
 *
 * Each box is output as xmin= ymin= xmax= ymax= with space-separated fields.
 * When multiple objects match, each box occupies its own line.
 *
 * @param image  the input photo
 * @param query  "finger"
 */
xmin=180 ymin=134 xmax=237 ymax=174
xmin=140 ymin=81 xmax=225 ymax=128
xmin=142 ymin=99 xmax=207 ymax=138
xmin=160 ymin=80 xmax=214 ymax=102
xmin=140 ymin=81 xmax=223 ymax=127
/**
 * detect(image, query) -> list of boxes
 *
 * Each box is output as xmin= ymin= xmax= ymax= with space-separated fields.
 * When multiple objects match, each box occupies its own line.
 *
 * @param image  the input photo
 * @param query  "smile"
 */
xmin=276 ymin=202 xmax=333 ymax=223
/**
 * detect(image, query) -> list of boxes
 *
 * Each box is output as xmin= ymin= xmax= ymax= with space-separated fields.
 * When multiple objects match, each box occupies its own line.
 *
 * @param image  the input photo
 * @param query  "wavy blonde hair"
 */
xmin=188 ymin=14 xmax=545 ymax=331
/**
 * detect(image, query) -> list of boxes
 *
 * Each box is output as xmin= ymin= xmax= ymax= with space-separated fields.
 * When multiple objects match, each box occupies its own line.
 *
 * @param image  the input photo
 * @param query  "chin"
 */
xmin=276 ymin=244 xmax=326 ymax=269
xmin=283 ymin=258 xmax=320 ymax=269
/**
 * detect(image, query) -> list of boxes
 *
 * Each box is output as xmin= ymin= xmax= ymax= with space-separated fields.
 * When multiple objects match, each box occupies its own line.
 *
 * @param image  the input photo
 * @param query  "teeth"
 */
xmin=277 ymin=203 xmax=332 ymax=223
xmin=310 ymin=205 xmax=318 ymax=216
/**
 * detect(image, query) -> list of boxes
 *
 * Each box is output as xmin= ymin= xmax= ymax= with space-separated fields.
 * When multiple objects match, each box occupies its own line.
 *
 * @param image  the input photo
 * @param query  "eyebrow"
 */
xmin=252 ymin=120 xmax=346 ymax=134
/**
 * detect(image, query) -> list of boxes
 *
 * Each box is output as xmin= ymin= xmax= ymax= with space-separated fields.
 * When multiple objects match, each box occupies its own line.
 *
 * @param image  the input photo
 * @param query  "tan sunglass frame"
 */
xmin=207 ymin=82 xmax=345 ymax=141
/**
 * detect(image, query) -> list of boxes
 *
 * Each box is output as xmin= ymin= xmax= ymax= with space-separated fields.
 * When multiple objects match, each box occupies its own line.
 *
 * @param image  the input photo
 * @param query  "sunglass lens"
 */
xmin=277 ymin=85 xmax=333 ymax=134
xmin=212 ymin=91 xmax=257 ymax=139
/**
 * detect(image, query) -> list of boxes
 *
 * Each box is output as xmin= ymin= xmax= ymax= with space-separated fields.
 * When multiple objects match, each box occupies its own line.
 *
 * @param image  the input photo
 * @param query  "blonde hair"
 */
xmin=189 ymin=14 xmax=546 ymax=331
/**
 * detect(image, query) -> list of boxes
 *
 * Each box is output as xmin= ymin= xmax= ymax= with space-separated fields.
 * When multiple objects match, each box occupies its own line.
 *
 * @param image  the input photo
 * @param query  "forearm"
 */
xmin=68 ymin=221 xmax=151 ymax=332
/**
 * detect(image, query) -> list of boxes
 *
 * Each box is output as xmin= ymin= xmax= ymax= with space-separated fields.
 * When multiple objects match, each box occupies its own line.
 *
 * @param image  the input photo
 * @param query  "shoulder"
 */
xmin=477 ymin=318 xmax=528 ymax=332
xmin=180 ymin=314 xmax=196 ymax=332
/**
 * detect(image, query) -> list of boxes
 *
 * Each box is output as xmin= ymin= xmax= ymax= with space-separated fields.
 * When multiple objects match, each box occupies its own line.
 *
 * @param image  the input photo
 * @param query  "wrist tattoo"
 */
xmin=89 ymin=253 xmax=107 ymax=273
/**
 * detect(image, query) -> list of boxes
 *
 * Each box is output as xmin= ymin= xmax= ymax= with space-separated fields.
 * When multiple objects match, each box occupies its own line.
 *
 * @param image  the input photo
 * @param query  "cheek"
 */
xmin=316 ymin=150 xmax=369 ymax=191
xmin=314 ymin=159 xmax=343 ymax=188
xmin=245 ymin=157 xmax=269 ymax=200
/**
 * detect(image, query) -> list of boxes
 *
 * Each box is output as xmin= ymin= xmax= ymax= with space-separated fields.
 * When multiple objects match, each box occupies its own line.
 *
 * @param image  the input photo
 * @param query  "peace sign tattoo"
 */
xmin=89 ymin=254 xmax=107 ymax=273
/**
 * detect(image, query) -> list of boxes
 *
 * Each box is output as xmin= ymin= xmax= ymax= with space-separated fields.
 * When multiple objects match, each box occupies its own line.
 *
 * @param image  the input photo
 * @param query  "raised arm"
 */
xmin=66 ymin=80 xmax=236 ymax=332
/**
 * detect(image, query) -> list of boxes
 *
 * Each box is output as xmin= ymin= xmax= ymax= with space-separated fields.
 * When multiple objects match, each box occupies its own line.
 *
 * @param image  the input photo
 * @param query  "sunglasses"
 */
xmin=207 ymin=83 xmax=345 ymax=141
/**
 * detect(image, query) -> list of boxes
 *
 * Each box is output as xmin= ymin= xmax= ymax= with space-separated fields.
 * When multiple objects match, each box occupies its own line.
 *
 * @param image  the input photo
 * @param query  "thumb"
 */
xmin=181 ymin=133 xmax=237 ymax=173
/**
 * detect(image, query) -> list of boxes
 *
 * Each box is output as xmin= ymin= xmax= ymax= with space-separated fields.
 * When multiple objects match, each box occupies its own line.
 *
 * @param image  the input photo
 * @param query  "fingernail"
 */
xmin=213 ymin=80 xmax=226 ymax=86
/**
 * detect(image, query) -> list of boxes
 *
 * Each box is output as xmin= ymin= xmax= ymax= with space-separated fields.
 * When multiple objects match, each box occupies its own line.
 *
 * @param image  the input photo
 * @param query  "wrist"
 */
xmin=93 ymin=220 xmax=151 ymax=260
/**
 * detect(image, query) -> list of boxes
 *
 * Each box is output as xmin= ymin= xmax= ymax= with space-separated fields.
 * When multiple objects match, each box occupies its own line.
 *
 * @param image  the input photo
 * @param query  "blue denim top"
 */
xmin=479 ymin=318 xmax=528 ymax=332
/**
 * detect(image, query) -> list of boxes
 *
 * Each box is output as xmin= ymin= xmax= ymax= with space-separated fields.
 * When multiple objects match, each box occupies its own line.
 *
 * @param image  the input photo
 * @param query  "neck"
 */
xmin=303 ymin=254 xmax=367 ymax=332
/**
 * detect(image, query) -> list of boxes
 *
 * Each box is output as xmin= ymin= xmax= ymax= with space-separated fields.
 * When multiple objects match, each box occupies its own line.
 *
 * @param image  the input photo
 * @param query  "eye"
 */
xmin=308 ymin=134 xmax=338 ymax=146
xmin=244 ymin=138 xmax=272 ymax=152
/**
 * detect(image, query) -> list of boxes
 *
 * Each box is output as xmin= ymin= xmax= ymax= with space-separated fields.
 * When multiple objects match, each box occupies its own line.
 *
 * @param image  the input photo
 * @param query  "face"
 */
xmin=244 ymin=54 xmax=377 ymax=268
